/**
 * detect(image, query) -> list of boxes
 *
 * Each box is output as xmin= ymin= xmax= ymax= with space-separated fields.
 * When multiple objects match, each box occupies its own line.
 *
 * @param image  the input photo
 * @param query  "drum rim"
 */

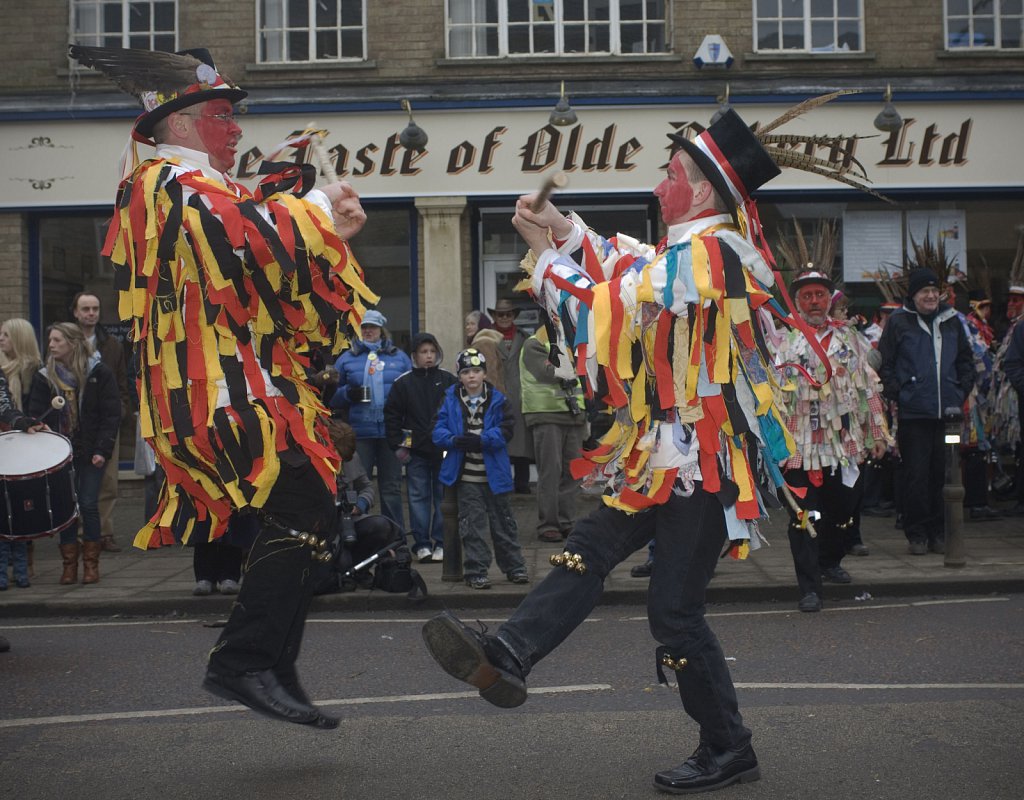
xmin=0 ymin=430 xmax=75 ymax=480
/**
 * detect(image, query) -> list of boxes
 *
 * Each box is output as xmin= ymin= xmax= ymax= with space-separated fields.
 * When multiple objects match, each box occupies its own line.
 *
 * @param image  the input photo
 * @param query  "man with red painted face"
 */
xmin=71 ymin=46 xmax=378 ymax=728
xmin=774 ymin=270 xmax=890 ymax=613
xmin=422 ymin=111 xmax=799 ymax=795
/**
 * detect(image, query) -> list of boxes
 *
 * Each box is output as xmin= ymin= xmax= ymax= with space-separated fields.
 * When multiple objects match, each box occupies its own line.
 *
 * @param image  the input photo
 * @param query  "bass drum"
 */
xmin=0 ymin=430 xmax=79 ymax=540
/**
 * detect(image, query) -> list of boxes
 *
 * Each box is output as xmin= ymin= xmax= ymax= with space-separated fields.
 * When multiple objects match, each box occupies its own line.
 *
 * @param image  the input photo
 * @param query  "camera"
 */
xmin=336 ymin=488 xmax=359 ymax=544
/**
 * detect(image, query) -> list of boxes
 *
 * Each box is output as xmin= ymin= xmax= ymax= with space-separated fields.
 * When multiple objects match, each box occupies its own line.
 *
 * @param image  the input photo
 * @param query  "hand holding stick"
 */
xmin=530 ymin=171 xmax=569 ymax=212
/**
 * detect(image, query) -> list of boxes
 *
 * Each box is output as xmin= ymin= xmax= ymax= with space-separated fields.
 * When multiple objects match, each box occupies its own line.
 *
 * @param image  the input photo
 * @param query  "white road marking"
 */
xmin=2 ymin=619 xmax=201 ymax=630
xmin=736 ymin=682 xmax=1024 ymax=690
xmin=624 ymin=596 xmax=1010 ymax=620
xmin=0 ymin=684 xmax=612 ymax=730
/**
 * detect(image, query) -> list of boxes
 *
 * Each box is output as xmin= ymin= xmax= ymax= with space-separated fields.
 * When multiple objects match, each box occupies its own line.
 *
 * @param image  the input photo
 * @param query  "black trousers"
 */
xmin=962 ymin=448 xmax=989 ymax=508
xmin=497 ymin=489 xmax=750 ymax=750
xmin=784 ymin=467 xmax=854 ymax=597
xmin=897 ymin=418 xmax=946 ymax=545
xmin=207 ymin=460 xmax=335 ymax=677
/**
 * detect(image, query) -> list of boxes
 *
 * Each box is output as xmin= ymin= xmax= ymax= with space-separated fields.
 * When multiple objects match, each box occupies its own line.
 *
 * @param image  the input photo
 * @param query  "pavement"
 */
xmin=2 ymin=483 xmax=1023 ymax=619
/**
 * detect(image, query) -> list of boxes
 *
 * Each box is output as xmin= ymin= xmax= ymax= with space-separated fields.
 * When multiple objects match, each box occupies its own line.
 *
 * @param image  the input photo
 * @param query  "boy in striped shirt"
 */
xmin=433 ymin=348 xmax=528 ymax=589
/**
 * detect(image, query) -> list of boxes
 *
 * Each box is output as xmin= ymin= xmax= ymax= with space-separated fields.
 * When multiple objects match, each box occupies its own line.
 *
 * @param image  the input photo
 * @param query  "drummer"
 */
xmin=0 ymin=370 xmax=44 ymax=591
xmin=26 ymin=322 xmax=120 ymax=586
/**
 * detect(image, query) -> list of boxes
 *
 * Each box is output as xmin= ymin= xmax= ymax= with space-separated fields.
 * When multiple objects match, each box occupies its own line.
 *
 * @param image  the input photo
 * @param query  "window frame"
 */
xmin=944 ymin=0 xmax=1024 ymax=50
xmin=445 ymin=0 xmax=670 ymax=59
xmin=751 ymin=0 xmax=865 ymax=55
xmin=70 ymin=0 xmax=178 ymax=51
xmin=256 ymin=0 xmax=368 ymax=64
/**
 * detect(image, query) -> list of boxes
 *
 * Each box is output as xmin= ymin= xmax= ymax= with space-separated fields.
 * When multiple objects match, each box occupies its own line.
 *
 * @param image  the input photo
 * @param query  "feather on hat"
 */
xmin=68 ymin=45 xmax=247 ymax=141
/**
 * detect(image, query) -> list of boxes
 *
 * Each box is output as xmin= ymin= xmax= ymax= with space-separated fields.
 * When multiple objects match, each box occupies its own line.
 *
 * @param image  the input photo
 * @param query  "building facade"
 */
xmin=2 ymin=0 xmax=1023 ymax=369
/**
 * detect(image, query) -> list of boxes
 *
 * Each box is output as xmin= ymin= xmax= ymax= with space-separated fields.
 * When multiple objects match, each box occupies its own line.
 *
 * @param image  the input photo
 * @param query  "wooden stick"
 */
xmin=530 ymin=171 xmax=569 ymax=212
xmin=308 ymin=122 xmax=338 ymax=183
xmin=780 ymin=483 xmax=817 ymax=538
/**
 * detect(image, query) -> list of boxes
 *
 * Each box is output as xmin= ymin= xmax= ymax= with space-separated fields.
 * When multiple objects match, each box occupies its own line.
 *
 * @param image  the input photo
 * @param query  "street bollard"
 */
xmin=441 ymin=483 xmax=463 ymax=582
xmin=943 ymin=407 xmax=966 ymax=568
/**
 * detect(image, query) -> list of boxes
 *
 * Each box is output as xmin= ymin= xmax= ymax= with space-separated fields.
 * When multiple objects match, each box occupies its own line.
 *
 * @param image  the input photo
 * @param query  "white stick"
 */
xmin=308 ymin=122 xmax=338 ymax=183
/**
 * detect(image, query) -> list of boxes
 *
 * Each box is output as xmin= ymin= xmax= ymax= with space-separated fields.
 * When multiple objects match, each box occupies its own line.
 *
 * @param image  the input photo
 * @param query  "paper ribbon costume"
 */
xmin=71 ymin=45 xmax=378 ymax=546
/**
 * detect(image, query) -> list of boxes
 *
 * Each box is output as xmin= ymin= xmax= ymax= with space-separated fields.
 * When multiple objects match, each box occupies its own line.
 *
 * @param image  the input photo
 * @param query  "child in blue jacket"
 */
xmin=433 ymin=348 xmax=528 ymax=589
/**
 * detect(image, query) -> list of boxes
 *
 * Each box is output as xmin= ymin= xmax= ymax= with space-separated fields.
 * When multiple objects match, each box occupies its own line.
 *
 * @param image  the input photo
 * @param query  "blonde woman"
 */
xmin=27 ymin=323 xmax=120 ymax=585
xmin=0 ymin=318 xmax=42 ymax=411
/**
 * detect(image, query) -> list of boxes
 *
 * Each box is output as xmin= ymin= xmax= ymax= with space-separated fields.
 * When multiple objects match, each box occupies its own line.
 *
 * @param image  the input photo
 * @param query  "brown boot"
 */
xmin=82 ymin=541 xmax=101 ymax=585
xmin=100 ymin=535 xmax=122 ymax=553
xmin=59 ymin=543 xmax=80 ymax=585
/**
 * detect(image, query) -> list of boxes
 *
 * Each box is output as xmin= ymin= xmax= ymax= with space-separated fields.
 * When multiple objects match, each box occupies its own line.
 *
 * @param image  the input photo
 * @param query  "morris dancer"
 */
xmin=422 ymin=97 xmax=882 ymax=794
xmin=773 ymin=258 xmax=889 ymax=612
xmin=70 ymin=45 xmax=377 ymax=727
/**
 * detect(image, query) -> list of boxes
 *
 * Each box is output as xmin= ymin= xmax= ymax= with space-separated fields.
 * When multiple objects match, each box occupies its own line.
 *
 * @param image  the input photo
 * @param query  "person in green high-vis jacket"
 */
xmin=519 ymin=327 xmax=587 ymax=543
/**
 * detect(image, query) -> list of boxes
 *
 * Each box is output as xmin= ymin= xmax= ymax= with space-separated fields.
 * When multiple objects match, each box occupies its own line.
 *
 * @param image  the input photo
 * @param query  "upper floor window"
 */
xmin=447 ymin=0 xmax=669 ymax=58
xmin=946 ymin=0 xmax=1024 ymax=49
xmin=258 ymin=0 xmax=366 ymax=62
xmin=71 ymin=0 xmax=177 ymax=51
xmin=753 ymin=0 xmax=863 ymax=53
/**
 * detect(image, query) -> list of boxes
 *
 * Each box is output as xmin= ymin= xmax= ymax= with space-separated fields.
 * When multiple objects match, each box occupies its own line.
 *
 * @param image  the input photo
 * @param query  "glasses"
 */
xmin=179 ymin=112 xmax=237 ymax=124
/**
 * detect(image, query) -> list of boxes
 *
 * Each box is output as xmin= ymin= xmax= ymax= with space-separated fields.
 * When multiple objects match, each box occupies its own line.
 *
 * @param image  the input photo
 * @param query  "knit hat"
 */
xmin=907 ymin=268 xmax=940 ymax=299
xmin=456 ymin=348 xmax=486 ymax=374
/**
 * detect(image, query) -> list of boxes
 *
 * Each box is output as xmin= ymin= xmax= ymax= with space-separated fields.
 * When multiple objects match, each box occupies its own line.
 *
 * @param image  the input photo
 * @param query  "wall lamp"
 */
xmin=549 ymin=81 xmax=578 ymax=126
xmin=873 ymin=84 xmax=903 ymax=133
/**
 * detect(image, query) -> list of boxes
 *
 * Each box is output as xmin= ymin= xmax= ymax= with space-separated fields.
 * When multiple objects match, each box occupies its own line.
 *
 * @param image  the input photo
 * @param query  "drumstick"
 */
xmin=308 ymin=122 xmax=339 ymax=183
xmin=530 ymin=171 xmax=569 ymax=212
xmin=38 ymin=395 xmax=65 ymax=425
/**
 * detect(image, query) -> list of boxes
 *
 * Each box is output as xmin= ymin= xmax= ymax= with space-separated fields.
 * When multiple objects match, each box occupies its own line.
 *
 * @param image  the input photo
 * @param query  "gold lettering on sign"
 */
xmin=878 ymin=119 xmax=971 ymax=167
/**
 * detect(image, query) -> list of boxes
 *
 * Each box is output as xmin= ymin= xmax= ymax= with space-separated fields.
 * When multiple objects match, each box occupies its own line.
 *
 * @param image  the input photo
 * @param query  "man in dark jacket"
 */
xmin=1000 ymin=318 xmax=1024 ymax=515
xmin=878 ymin=268 xmax=975 ymax=554
xmin=384 ymin=332 xmax=457 ymax=562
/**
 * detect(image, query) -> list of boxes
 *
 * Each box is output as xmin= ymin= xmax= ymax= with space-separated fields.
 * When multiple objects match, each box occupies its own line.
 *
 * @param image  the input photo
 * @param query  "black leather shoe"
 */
xmin=203 ymin=669 xmax=320 ymax=725
xmin=908 ymin=540 xmax=928 ymax=555
xmin=846 ymin=543 xmax=870 ymax=557
xmin=422 ymin=612 xmax=527 ymax=708
xmin=861 ymin=506 xmax=894 ymax=518
xmin=654 ymin=742 xmax=760 ymax=794
xmin=928 ymin=539 xmax=946 ymax=554
xmin=275 ymin=667 xmax=340 ymax=730
xmin=630 ymin=560 xmax=654 ymax=578
xmin=821 ymin=566 xmax=852 ymax=584
xmin=798 ymin=592 xmax=822 ymax=613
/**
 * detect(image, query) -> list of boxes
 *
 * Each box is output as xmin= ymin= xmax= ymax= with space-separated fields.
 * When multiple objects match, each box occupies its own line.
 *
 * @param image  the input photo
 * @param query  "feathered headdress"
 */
xmin=774 ymin=217 xmax=841 ymax=295
xmin=868 ymin=265 xmax=907 ymax=310
xmin=68 ymin=45 xmax=246 ymax=142
xmin=1010 ymin=226 xmax=1024 ymax=295
xmin=669 ymin=90 xmax=887 ymax=225
xmin=903 ymin=229 xmax=962 ymax=294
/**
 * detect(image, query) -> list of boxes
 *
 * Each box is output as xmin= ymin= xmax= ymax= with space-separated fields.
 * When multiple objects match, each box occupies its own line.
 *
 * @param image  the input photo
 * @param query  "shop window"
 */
xmin=447 ymin=0 xmax=668 ymax=58
xmin=258 ymin=0 xmax=366 ymax=62
xmin=753 ymin=0 xmax=863 ymax=53
xmin=71 ymin=0 xmax=177 ymax=51
xmin=946 ymin=0 xmax=1024 ymax=49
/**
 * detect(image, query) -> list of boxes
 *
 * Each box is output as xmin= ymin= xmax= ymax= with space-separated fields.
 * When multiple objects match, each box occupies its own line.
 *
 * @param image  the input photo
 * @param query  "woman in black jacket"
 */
xmin=28 ymin=322 xmax=121 ymax=584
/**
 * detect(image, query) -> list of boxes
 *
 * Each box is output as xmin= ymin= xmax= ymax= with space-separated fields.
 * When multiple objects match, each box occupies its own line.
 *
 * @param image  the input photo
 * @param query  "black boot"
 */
xmin=422 ymin=612 xmax=527 ymax=708
xmin=654 ymin=741 xmax=760 ymax=794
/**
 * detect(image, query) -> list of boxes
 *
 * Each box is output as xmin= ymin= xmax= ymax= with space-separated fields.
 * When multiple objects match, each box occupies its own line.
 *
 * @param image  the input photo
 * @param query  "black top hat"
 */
xmin=668 ymin=109 xmax=781 ymax=223
xmin=790 ymin=270 xmax=835 ymax=295
xmin=68 ymin=46 xmax=247 ymax=141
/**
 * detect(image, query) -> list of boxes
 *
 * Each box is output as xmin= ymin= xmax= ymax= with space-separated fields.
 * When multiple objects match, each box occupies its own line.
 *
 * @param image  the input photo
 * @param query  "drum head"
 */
xmin=0 ymin=430 xmax=74 ymax=478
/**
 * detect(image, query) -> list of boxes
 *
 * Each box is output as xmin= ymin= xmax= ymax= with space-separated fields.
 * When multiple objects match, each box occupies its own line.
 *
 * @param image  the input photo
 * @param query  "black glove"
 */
xmin=13 ymin=415 xmax=39 ymax=432
xmin=347 ymin=384 xmax=365 ymax=402
xmin=452 ymin=434 xmax=482 ymax=452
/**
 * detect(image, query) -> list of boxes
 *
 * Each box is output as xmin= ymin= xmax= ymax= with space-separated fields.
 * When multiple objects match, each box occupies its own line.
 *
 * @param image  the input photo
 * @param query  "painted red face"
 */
xmin=193 ymin=98 xmax=242 ymax=172
xmin=795 ymin=284 xmax=832 ymax=327
xmin=654 ymin=153 xmax=697 ymax=226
